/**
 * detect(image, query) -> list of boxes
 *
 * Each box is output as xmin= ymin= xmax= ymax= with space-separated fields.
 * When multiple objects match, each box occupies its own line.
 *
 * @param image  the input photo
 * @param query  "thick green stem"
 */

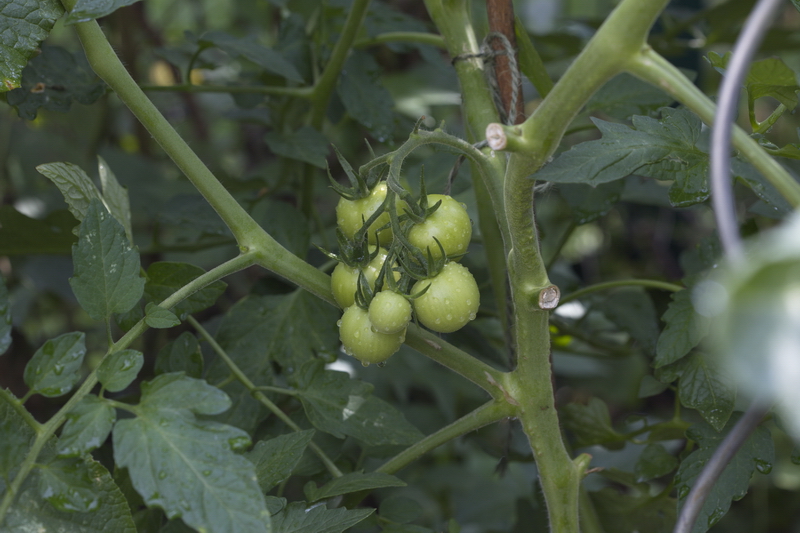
xmin=188 ymin=316 xmax=343 ymax=478
xmin=140 ymin=84 xmax=312 ymax=97
xmin=626 ymin=48 xmax=800 ymax=208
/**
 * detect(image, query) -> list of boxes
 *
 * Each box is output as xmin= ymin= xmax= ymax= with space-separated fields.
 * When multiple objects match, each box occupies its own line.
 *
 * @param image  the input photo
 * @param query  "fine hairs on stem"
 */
xmin=674 ymin=0 xmax=782 ymax=531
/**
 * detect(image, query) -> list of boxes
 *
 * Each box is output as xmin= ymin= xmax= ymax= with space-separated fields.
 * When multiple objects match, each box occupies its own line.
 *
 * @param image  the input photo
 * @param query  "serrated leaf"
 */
xmin=144 ymin=262 xmax=227 ymax=320
xmin=246 ymin=430 xmax=315 ymax=492
xmin=0 ymin=389 xmax=34 ymax=480
xmin=24 ymin=331 xmax=86 ymax=398
xmin=536 ymin=108 xmax=711 ymax=207
xmin=206 ymin=292 xmax=339 ymax=432
xmin=337 ymin=51 xmax=395 ymax=141
xmin=678 ymin=353 xmax=735 ymax=431
xmin=199 ymin=30 xmax=303 ymax=82
xmin=69 ymin=199 xmax=144 ymax=320
xmin=638 ymin=375 xmax=669 ymax=398
xmin=379 ymin=496 xmax=423 ymax=524
xmin=265 ymin=126 xmax=330 ymax=168
xmin=6 ymin=46 xmax=105 ymax=119
xmin=57 ymin=395 xmax=116 ymax=457
xmin=112 ymin=373 xmax=269 ymax=533
xmin=271 ymin=501 xmax=374 ymax=533
xmin=144 ymin=302 xmax=180 ymax=328
xmin=0 ymin=273 xmax=11 ymax=355
xmin=557 ymin=181 xmax=624 ymax=224
xmin=707 ymin=52 xmax=799 ymax=109
xmin=598 ymin=288 xmax=660 ymax=354
xmin=0 ymin=206 xmax=78 ymax=255
xmin=97 ymin=156 xmax=133 ymax=244
xmin=586 ymin=72 xmax=676 ymax=119
xmin=0 ymin=0 xmax=64 ymax=92
xmin=250 ymin=198 xmax=310 ymax=258
xmin=114 ymin=304 xmax=143 ymax=333
xmin=732 ymin=156 xmax=794 ymax=217
xmin=38 ymin=456 xmax=101 ymax=512
xmin=97 ymin=349 xmax=143 ymax=392
xmin=634 ymin=443 xmax=678 ymax=482
xmin=590 ymin=488 xmax=676 ymax=533
xmin=65 ymin=0 xmax=140 ymax=24
xmin=154 ymin=331 xmax=203 ymax=378
xmin=654 ymin=289 xmax=710 ymax=368
xmin=36 ymin=162 xmax=102 ymax=224
xmin=562 ymin=397 xmax=626 ymax=449
xmin=3 ymin=453 xmax=136 ymax=532
xmin=675 ymin=416 xmax=774 ymax=533
xmin=305 ymin=472 xmax=405 ymax=502
xmin=296 ymin=363 xmax=423 ymax=446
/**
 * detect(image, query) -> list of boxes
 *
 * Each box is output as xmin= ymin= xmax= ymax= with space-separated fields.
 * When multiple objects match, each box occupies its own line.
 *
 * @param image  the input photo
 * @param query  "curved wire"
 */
xmin=675 ymin=1 xmax=783 ymax=531
xmin=709 ymin=0 xmax=784 ymax=264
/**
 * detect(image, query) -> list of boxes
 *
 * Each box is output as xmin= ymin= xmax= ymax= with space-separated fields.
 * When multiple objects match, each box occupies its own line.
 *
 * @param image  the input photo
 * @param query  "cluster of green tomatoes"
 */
xmin=327 ymin=155 xmax=480 ymax=366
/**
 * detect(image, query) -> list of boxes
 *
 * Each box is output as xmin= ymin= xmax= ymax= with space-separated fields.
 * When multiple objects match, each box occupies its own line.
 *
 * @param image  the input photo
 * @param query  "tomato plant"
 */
xmin=2 ymin=0 xmax=800 ymax=532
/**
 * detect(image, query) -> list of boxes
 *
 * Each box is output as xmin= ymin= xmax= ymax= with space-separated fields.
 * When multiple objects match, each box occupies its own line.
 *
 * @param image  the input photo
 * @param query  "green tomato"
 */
xmin=412 ymin=262 xmax=479 ymax=333
xmin=368 ymin=291 xmax=412 ymax=334
xmin=330 ymin=247 xmax=396 ymax=308
xmin=336 ymin=183 xmax=404 ymax=246
xmin=407 ymin=194 xmax=472 ymax=261
xmin=338 ymin=305 xmax=405 ymax=365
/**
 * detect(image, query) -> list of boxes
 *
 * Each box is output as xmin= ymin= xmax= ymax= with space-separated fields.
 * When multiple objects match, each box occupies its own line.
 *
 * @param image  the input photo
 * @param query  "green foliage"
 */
xmin=0 ymin=0 xmax=64 ymax=92
xmin=3 ymin=0 xmax=800 ymax=532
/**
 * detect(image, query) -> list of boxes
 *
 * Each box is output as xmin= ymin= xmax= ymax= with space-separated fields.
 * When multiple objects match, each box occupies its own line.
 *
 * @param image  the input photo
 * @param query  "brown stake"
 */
xmin=487 ymin=0 xmax=524 ymax=124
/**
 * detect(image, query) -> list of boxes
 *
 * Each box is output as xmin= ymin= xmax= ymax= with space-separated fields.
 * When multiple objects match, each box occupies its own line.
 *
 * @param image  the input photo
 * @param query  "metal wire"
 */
xmin=674 ymin=0 xmax=784 ymax=531
xmin=709 ymin=0 xmax=784 ymax=265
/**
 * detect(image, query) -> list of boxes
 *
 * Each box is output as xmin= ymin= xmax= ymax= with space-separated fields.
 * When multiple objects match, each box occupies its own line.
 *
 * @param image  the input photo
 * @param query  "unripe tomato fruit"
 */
xmin=336 ymin=183 xmax=404 ymax=246
xmin=331 ymin=247 xmax=397 ymax=308
xmin=412 ymin=262 xmax=480 ymax=333
xmin=338 ymin=305 xmax=405 ymax=364
xmin=407 ymin=194 xmax=472 ymax=261
xmin=368 ymin=291 xmax=412 ymax=334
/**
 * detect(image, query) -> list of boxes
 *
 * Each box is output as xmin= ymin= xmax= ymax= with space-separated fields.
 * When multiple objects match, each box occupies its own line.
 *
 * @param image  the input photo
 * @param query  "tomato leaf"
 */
xmin=0 ymin=0 xmax=64 ymax=92
xmin=198 ymin=30 xmax=303 ymax=82
xmin=97 ymin=157 xmax=133 ymax=244
xmin=112 ymin=373 xmax=269 ymax=533
xmin=36 ymin=162 xmax=102 ymax=226
xmin=557 ymin=181 xmax=624 ymax=224
xmin=561 ymin=397 xmax=626 ymax=450
xmin=590 ymin=488 xmax=676 ymax=533
xmin=597 ymin=288 xmax=660 ymax=355
xmin=304 ymin=472 xmax=405 ymax=502
xmin=38 ymin=456 xmax=101 ymax=513
xmin=57 ymin=395 xmax=116 ymax=457
xmin=654 ymin=289 xmax=710 ymax=368
xmin=0 ymin=390 xmax=33 ymax=481
xmin=70 ymin=199 xmax=145 ymax=320
xmin=250 ymin=198 xmax=310 ymax=258
xmin=246 ymin=430 xmax=315 ymax=492
xmin=97 ymin=349 xmax=144 ymax=393
xmin=270 ymin=502 xmax=374 ymax=533
xmin=675 ymin=416 xmax=774 ymax=533
xmin=154 ymin=331 xmax=203 ymax=378
xmin=144 ymin=302 xmax=180 ymax=329
xmin=677 ymin=353 xmax=735 ymax=432
xmin=534 ymin=108 xmax=765 ymax=208
xmin=294 ymin=363 xmax=424 ymax=446
xmin=707 ymin=52 xmax=800 ymax=109
xmin=6 ymin=46 xmax=106 ymax=120
xmin=337 ymin=51 xmax=396 ymax=142
xmin=264 ymin=126 xmax=330 ymax=168
xmin=634 ymin=443 xmax=678 ymax=482
xmin=0 ymin=273 xmax=11 ymax=355
xmin=24 ymin=332 xmax=86 ymax=398
xmin=379 ymin=496 xmax=424 ymax=524
xmin=586 ymin=72 xmax=676 ymax=119
xmin=144 ymin=262 xmax=227 ymax=320
xmin=64 ymin=0 xmax=140 ymax=24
